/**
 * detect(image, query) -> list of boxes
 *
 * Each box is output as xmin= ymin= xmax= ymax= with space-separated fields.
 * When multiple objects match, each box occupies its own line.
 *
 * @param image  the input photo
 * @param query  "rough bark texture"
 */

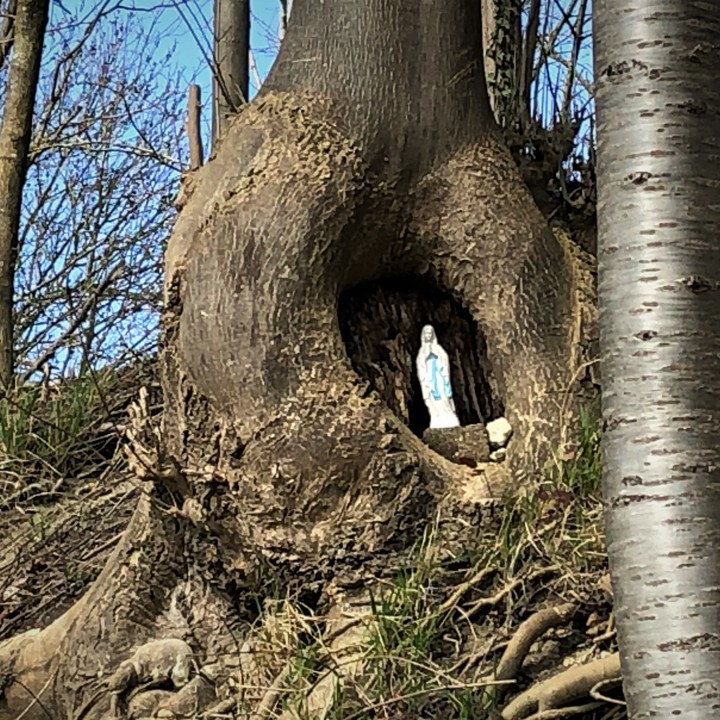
xmin=595 ymin=1 xmax=720 ymax=717
xmin=0 ymin=3 xmax=592 ymax=718
xmin=0 ymin=0 xmax=48 ymax=388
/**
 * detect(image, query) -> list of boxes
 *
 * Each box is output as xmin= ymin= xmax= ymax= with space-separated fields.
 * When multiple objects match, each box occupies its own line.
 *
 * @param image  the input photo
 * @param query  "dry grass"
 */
xmin=0 ymin=361 xmax=157 ymax=639
xmin=0 ymin=370 xmax=618 ymax=719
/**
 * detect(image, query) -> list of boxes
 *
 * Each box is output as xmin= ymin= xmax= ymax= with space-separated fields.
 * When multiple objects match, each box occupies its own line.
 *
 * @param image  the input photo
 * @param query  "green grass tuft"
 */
xmin=0 ymin=369 xmax=123 ymax=506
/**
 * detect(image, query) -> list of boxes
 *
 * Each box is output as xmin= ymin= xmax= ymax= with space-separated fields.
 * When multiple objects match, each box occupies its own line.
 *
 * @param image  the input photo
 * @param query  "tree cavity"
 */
xmin=338 ymin=276 xmax=504 ymax=436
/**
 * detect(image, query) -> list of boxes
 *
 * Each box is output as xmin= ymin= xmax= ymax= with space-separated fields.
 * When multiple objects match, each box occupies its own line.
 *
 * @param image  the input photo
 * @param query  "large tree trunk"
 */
xmin=595 ymin=1 xmax=720 ymax=717
xmin=0 ymin=0 xmax=48 ymax=388
xmin=0 ymin=2 xmax=588 ymax=718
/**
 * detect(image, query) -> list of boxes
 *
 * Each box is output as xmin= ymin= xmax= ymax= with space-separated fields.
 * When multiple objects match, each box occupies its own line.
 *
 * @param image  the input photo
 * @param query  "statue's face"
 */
xmin=422 ymin=327 xmax=434 ymax=342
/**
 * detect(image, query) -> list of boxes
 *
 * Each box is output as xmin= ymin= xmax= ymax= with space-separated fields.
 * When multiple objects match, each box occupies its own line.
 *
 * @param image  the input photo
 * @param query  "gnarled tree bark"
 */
xmin=0 ymin=2 xmax=590 ymax=718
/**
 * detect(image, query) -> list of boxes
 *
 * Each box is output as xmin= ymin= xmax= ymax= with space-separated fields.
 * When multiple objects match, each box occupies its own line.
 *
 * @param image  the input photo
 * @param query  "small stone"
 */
xmin=489 ymin=448 xmax=506 ymax=462
xmin=486 ymin=417 xmax=513 ymax=448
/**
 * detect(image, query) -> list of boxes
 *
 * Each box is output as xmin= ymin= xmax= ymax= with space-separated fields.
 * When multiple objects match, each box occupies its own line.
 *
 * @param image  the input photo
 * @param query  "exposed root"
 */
xmin=589 ymin=675 xmax=624 ymax=706
xmin=73 ymin=638 xmax=196 ymax=720
xmin=523 ymin=702 xmax=605 ymax=719
xmin=438 ymin=566 xmax=497 ymax=614
xmin=501 ymin=653 xmax=621 ymax=720
xmin=494 ymin=603 xmax=577 ymax=685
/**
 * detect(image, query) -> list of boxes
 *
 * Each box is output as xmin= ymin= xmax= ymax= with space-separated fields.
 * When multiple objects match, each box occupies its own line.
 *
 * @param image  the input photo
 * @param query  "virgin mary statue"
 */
xmin=416 ymin=325 xmax=460 ymax=429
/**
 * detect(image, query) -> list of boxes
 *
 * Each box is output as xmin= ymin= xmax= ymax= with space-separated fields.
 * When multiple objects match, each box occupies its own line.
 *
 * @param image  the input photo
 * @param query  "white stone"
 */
xmin=486 ymin=417 xmax=513 ymax=448
xmin=416 ymin=325 xmax=460 ymax=430
xmin=490 ymin=447 xmax=507 ymax=462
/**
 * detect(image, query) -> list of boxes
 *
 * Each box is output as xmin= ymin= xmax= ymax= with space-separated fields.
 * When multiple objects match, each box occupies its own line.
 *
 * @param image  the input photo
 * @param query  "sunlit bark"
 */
xmin=595 ymin=1 xmax=720 ymax=716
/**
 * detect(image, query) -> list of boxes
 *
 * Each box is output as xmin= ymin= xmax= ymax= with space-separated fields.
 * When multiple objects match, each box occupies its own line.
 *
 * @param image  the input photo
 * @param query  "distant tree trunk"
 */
xmin=481 ymin=0 xmax=540 ymax=138
xmin=0 ymin=0 xmax=48 ymax=389
xmin=0 ymin=2 xmax=591 ymax=718
xmin=0 ymin=0 xmax=17 ymax=71
xmin=212 ymin=0 xmax=249 ymax=146
xmin=481 ymin=0 xmax=497 ymax=112
xmin=186 ymin=83 xmax=204 ymax=170
xmin=595 ymin=1 xmax=720 ymax=716
xmin=279 ymin=0 xmax=292 ymax=39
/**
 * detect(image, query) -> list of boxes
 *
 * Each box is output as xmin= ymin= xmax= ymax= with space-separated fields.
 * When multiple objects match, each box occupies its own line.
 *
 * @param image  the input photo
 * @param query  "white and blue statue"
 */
xmin=416 ymin=324 xmax=460 ymax=429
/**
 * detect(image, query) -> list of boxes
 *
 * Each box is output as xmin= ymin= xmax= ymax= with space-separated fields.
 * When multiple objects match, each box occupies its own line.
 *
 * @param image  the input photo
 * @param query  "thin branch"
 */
xmin=561 ymin=0 xmax=590 ymax=115
xmin=19 ymin=263 xmax=123 ymax=383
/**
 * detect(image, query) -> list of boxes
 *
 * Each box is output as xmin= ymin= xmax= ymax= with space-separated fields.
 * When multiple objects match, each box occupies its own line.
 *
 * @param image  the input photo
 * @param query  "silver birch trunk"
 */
xmin=594 ymin=1 xmax=720 ymax=716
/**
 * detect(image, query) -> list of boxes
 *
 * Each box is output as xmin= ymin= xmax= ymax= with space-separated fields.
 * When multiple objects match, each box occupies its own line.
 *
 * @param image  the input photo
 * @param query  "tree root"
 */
xmin=438 ymin=566 xmax=497 ymax=614
xmin=521 ymin=701 xmax=605 ymax=719
xmin=495 ymin=603 xmax=577 ymax=687
xmin=501 ymin=653 xmax=621 ymax=720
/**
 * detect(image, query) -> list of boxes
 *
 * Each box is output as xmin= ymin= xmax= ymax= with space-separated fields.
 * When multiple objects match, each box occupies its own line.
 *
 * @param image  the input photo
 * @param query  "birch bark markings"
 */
xmin=594 ymin=2 xmax=720 ymax=716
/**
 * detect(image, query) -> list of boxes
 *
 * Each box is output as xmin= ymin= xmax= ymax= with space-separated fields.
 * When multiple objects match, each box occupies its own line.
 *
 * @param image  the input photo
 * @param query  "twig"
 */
xmin=465 ymin=566 xmax=558 ymax=620
xmin=14 ymin=673 xmax=56 ymax=720
xmin=249 ymin=49 xmax=262 ymax=92
xmin=439 ymin=565 xmax=497 ymax=614
xmin=203 ymin=696 xmax=237 ymax=718
xmin=254 ymin=665 xmax=292 ymax=719
xmin=589 ymin=675 xmax=625 ymax=706
xmin=19 ymin=264 xmax=123 ymax=384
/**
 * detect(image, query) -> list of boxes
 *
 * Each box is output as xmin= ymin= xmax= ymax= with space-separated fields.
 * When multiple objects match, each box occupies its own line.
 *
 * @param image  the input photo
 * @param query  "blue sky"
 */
xmin=131 ymin=0 xmax=283 ymax=102
xmin=19 ymin=0 xmax=288 ymax=374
